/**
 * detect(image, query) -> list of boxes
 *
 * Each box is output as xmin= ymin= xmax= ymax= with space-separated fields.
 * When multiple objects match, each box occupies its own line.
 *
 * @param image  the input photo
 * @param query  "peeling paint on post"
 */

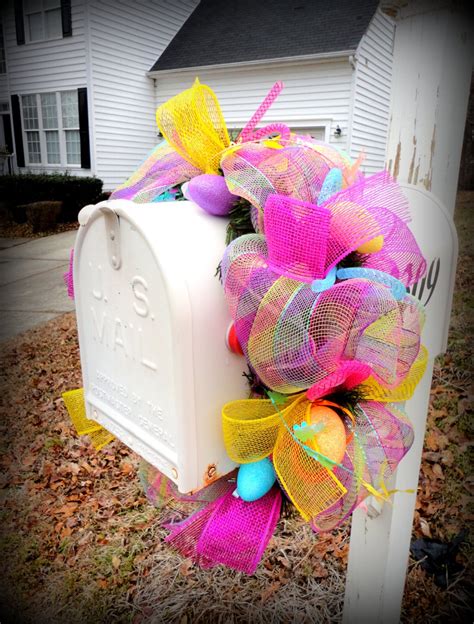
xmin=393 ymin=141 xmax=401 ymax=178
xmin=408 ymin=136 xmax=417 ymax=184
xmin=383 ymin=1 xmax=473 ymax=215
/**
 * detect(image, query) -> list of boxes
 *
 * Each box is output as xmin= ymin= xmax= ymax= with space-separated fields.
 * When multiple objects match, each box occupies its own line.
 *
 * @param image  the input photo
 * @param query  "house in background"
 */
xmin=150 ymin=0 xmax=395 ymax=175
xmin=0 ymin=0 xmax=197 ymax=188
xmin=0 ymin=0 xmax=394 ymax=190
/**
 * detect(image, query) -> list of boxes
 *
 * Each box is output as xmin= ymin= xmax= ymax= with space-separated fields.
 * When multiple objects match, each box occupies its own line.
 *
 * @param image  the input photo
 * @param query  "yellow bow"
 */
xmin=156 ymin=78 xmax=231 ymax=175
xmin=62 ymin=388 xmax=114 ymax=450
xmin=222 ymin=346 xmax=427 ymax=522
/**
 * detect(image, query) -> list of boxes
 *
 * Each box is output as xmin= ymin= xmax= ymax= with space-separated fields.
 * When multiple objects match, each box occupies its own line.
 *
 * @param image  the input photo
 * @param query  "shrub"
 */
xmin=0 ymin=173 xmax=103 ymax=223
xmin=21 ymin=201 xmax=63 ymax=232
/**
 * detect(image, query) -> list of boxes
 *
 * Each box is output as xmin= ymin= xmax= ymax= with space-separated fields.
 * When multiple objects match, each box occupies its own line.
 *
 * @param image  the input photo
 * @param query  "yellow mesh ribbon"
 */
xmin=223 ymin=393 xmax=349 ymax=521
xmin=156 ymin=78 xmax=230 ymax=175
xmin=222 ymin=345 xmax=427 ymax=520
xmin=62 ymin=388 xmax=114 ymax=451
xmin=361 ymin=344 xmax=429 ymax=402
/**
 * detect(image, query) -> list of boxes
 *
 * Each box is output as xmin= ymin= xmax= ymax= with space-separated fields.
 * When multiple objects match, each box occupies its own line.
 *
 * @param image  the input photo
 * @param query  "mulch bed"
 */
xmin=0 ymin=221 xmax=79 ymax=239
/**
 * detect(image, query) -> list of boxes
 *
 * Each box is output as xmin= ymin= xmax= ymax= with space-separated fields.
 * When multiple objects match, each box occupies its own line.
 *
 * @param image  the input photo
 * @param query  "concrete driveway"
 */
xmin=0 ymin=230 xmax=77 ymax=342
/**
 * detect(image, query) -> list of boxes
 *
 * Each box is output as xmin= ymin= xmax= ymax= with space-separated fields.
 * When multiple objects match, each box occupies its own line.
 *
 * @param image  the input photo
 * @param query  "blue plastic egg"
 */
xmin=317 ymin=167 xmax=343 ymax=205
xmin=236 ymin=458 xmax=276 ymax=502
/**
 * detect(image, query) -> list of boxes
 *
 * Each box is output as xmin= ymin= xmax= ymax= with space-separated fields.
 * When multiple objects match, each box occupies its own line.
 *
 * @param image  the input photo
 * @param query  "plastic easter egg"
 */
xmin=308 ymin=405 xmax=346 ymax=465
xmin=181 ymin=181 xmax=191 ymax=199
xmin=226 ymin=323 xmax=244 ymax=355
xmin=357 ymin=235 xmax=384 ymax=254
xmin=237 ymin=458 xmax=276 ymax=502
xmin=185 ymin=173 xmax=236 ymax=216
xmin=318 ymin=167 xmax=343 ymax=205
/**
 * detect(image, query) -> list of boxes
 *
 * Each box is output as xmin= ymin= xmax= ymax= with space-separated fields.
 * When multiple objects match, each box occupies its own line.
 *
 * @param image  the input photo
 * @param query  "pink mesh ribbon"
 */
xmin=63 ymin=247 xmax=74 ymax=299
xmin=265 ymin=194 xmax=331 ymax=282
xmin=165 ymin=486 xmax=282 ymax=574
xmin=321 ymin=171 xmax=426 ymax=284
xmin=221 ymin=175 xmax=426 ymax=395
xmin=306 ymin=361 xmax=372 ymax=401
xmin=247 ymin=122 xmax=291 ymax=142
xmin=238 ymin=82 xmax=284 ymax=143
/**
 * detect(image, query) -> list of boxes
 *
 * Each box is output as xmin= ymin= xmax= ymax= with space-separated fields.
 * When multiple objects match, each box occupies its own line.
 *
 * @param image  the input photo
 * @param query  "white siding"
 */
xmin=154 ymin=59 xmax=353 ymax=152
xmin=89 ymin=0 xmax=197 ymax=190
xmin=1 ymin=0 xmax=89 ymax=175
xmin=0 ymin=75 xmax=8 ymax=103
xmin=4 ymin=0 xmax=87 ymax=94
xmin=0 ymin=9 xmax=8 ymax=103
xmin=349 ymin=8 xmax=395 ymax=174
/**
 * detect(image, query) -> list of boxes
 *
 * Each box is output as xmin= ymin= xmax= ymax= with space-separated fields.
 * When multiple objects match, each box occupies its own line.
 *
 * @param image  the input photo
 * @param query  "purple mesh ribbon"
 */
xmin=63 ymin=247 xmax=74 ymax=299
xmin=140 ymin=460 xmax=237 ymax=512
xmin=110 ymin=142 xmax=201 ymax=203
xmin=165 ymin=486 xmax=282 ymax=574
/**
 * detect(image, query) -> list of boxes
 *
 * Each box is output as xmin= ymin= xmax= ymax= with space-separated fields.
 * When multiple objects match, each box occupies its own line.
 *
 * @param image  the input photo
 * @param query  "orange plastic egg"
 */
xmin=308 ymin=405 xmax=347 ymax=465
xmin=357 ymin=234 xmax=384 ymax=254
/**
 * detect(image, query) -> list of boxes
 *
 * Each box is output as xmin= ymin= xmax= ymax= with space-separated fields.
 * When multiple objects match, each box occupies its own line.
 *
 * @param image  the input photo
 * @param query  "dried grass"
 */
xmin=133 ymin=519 xmax=347 ymax=624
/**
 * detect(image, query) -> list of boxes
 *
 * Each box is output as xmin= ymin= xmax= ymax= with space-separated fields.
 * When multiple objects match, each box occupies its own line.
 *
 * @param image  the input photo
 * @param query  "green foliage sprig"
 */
xmin=225 ymin=197 xmax=255 ymax=245
xmin=337 ymin=250 xmax=369 ymax=269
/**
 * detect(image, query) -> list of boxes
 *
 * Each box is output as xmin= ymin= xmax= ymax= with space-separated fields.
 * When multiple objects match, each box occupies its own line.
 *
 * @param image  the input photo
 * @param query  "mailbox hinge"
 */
xmin=101 ymin=206 xmax=121 ymax=270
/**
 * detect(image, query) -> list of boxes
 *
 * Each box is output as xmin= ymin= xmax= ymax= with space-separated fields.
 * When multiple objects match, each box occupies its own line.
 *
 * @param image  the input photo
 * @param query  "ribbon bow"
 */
xmin=222 ymin=350 xmax=426 ymax=530
xmin=111 ymin=79 xmax=288 ymax=202
xmin=222 ymin=185 xmax=427 ymax=397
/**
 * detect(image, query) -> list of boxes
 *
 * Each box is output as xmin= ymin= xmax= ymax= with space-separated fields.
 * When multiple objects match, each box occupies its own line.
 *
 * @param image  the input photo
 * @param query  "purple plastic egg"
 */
xmin=185 ymin=174 xmax=236 ymax=216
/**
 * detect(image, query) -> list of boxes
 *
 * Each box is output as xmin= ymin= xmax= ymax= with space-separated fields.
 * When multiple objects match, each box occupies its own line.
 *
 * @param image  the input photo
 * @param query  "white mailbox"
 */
xmin=74 ymin=199 xmax=248 ymax=493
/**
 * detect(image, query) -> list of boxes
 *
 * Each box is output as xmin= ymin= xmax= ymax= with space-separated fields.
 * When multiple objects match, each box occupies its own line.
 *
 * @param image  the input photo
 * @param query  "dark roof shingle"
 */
xmin=150 ymin=0 xmax=379 ymax=72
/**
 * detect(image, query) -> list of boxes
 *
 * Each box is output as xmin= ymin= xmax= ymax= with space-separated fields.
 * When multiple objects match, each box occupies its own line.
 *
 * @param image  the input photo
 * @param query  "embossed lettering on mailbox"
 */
xmin=89 ymin=264 xmax=157 ymax=371
xmin=81 ymin=249 xmax=176 ymax=451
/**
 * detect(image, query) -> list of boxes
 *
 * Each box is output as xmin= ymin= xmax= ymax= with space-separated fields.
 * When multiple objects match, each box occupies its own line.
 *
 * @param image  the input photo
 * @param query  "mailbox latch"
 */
xmin=101 ymin=206 xmax=121 ymax=270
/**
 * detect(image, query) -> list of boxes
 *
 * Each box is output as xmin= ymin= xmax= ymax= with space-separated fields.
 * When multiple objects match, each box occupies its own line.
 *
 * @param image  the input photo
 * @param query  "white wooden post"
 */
xmin=343 ymin=2 xmax=473 ymax=622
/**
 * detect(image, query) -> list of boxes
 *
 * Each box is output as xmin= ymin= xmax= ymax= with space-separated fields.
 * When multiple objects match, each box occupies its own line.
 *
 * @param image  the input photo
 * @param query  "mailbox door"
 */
xmin=74 ymin=200 xmax=248 ymax=493
xmin=74 ymin=203 xmax=187 ymax=487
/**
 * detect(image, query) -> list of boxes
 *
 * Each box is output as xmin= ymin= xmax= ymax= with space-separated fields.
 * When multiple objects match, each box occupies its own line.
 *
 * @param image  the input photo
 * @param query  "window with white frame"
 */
xmin=0 ymin=19 xmax=6 ymax=74
xmin=296 ymin=127 xmax=326 ymax=141
xmin=226 ymin=125 xmax=327 ymax=142
xmin=21 ymin=91 xmax=81 ymax=166
xmin=24 ymin=0 xmax=62 ymax=43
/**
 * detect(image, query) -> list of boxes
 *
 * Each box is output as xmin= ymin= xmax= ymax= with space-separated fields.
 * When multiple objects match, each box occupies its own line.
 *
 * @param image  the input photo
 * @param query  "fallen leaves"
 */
xmin=179 ymin=559 xmax=194 ymax=577
xmin=419 ymin=518 xmax=432 ymax=538
xmin=0 ymin=311 xmax=153 ymax=622
xmin=55 ymin=503 xmax=79 ymax=517
xmin=112 ymin=555 xmax=121 ymax=569
xmin=260 ymin=581 xmax=281 ymax=602
xmin=121 ymin=462 xmax=135 ymax=475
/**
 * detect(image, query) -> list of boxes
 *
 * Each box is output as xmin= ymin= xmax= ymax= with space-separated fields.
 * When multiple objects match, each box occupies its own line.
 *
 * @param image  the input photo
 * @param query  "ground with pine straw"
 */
xmin=0 ymin=193 xmax=472 ymax=623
